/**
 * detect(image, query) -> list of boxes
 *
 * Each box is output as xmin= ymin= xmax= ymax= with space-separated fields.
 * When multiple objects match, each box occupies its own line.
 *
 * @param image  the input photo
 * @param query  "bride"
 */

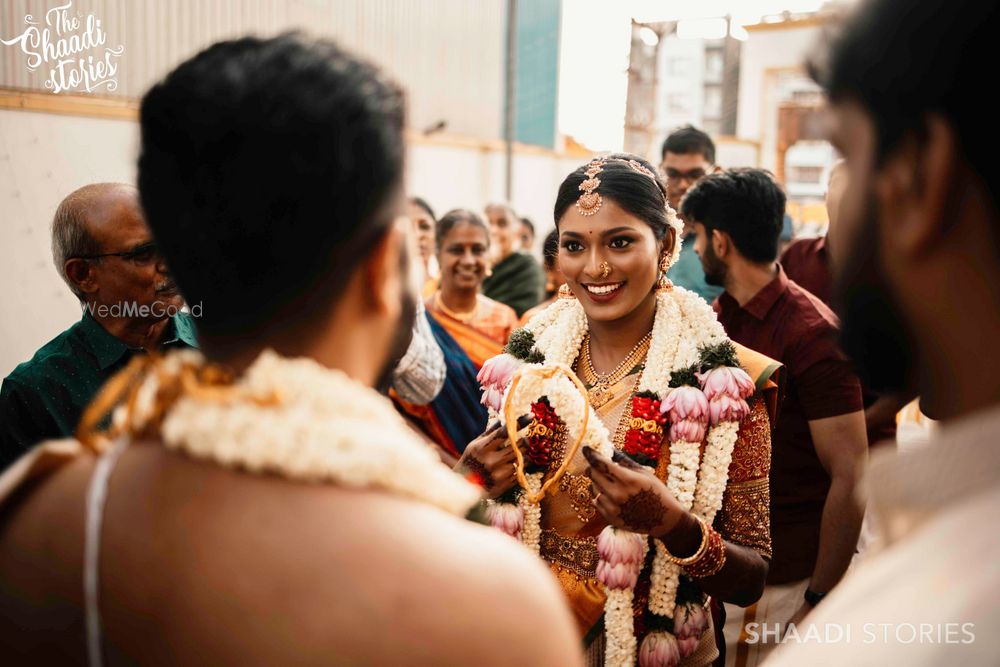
xmin=463 ymin=154 xmax=781 ymax=667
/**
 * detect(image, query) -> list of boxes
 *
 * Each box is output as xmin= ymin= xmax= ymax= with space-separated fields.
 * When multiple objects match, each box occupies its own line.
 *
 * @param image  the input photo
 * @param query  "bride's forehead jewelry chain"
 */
xmin=576 ymin=158 xmax=606 ymax=217
xmin=575 ymin=156 xmax=661 ymax=218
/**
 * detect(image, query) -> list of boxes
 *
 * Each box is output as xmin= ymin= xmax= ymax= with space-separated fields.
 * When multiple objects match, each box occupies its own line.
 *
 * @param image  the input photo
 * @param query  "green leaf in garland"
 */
xmin=675 ymin=574 xmax=707 ymax=606
xmin=635 ymin=389 xmax=660 ymax=401
xmin=465 ymin=500 xmax=490 ymax=525
xmin=525 ymin=349 xmax=546 ymax=364
xmin=698 ymin=340 xmax=739 ymax=371
xmin=645 ymin=611 xmax=676 ymax=634
xmin=668 ymin=364 xmax=700 ymax=388
xmin=497 ymin=486 xmax=520 ymax=505
xmin=505 ymin=328 xmax=542 ymax=362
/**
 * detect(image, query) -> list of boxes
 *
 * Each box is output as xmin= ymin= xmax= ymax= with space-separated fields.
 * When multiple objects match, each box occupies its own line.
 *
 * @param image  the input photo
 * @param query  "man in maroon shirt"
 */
xmin=782 ymin=161 xmax=907 ymax=447
xmin=681 ymin=168 xmax=868 ymax=664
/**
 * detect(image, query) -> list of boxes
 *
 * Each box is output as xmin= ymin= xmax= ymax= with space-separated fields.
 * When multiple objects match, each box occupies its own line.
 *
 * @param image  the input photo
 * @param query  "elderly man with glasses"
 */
xmin=0 ymin=183 xmax=198 ymax=468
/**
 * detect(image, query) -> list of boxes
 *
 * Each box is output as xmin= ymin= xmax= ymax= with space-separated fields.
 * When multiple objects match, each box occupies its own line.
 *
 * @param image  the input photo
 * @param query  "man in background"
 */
xmin=683 ymin=169 xmax=868 ymax=665
xmin=659 ymin=125 xmax=724 ymax=303
xmin=0 ymin=183 xmax=196 ymax=468
xmin=783 ymin=161 xmax=908 ymax=447
xmin=767 ymin=0 xmax=1000 ymax=661
xmin=481 ymin=203 xmax=544 ymax=317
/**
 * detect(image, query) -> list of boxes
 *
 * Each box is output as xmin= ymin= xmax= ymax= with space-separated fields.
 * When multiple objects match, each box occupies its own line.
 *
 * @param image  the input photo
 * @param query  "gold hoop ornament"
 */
xmin=503 ymin=363 xmax=590 ymax=504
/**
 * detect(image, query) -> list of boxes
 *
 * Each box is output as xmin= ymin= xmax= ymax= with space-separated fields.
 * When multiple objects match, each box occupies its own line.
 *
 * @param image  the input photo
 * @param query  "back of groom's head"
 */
xmin=138 ymin=33 xmax=406 ymax=347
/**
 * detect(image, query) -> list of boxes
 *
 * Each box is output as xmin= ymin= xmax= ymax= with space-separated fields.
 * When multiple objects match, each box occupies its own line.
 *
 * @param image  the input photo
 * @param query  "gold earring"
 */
xmin=657 ymin=254 xmax=673 ymax=292
xmin=558 ymin=283 xmax=576 ymax=299
xmin=599 ymin=261 xmax=611 ymax=279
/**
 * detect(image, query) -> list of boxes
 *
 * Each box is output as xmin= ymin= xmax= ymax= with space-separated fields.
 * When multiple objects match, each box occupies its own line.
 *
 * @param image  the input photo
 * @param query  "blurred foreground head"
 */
xmin=138 ymin=34 xmax=413 ymax=383
xmin=811 ymin=0 xmax=1000 ymax=418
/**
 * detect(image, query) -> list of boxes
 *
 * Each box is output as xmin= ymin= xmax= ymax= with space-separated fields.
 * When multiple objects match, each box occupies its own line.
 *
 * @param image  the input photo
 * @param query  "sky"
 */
xmin=556 ymin=0 xmax=831 ymax=151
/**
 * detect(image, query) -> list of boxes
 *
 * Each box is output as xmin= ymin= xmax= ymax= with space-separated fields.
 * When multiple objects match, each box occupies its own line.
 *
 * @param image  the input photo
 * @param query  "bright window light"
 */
xmin=638 ymin=26 xmax=660 ymax=47
xmin=676 ymin=18 xmax=728 ymax=40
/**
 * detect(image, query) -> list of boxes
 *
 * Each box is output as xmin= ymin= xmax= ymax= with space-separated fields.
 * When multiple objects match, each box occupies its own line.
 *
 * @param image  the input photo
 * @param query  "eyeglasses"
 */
xmin=74 ymin=242 xmax=160 ymax=265
xmin=662 ymin=168 xmax=708 ymax=184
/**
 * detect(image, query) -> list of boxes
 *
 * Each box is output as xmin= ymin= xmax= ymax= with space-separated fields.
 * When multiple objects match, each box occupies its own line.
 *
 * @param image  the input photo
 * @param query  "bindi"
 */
xmin=620 ymin=488 xmax=665 ymax=532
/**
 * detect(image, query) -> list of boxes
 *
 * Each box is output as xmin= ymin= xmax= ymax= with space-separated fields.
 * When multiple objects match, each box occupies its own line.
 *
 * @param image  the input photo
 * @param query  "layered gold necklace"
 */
xmin=578 ymin=331 xmax=652 ymax=409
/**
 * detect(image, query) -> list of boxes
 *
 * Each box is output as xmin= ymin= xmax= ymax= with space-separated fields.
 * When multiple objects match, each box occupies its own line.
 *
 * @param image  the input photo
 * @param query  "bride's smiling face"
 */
xmin=558 ymin=198 xmax=669 ymax=322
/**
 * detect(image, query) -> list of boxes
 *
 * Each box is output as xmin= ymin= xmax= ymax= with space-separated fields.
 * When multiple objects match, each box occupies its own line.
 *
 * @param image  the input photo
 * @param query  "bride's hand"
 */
xmin=583 ymin=446 xmax=687 ymax=538
xmin=456 ymin=417 xmax=530 ymax=500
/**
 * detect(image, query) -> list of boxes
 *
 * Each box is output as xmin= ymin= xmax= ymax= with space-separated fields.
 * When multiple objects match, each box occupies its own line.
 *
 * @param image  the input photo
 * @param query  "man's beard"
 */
xmin=832 ymin=191 xmax=918 ymax=394
xmin=701 ymin=241 xmax=727 ymax=287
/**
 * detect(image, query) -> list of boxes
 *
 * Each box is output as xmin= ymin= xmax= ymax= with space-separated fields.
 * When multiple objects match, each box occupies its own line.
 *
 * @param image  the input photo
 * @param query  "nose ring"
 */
xmin=599 ymin=261 xmax=611 ymax=279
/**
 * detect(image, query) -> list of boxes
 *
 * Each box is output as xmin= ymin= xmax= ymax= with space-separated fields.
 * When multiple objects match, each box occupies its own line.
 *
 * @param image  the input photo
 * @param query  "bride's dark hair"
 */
xmin=553 ymin=153 xmax=672 ymax=242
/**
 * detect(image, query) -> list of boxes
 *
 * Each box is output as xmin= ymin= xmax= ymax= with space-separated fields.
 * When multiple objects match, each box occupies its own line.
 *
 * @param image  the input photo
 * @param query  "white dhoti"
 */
xmin=723 ymin=578 xmax=809 ymax=667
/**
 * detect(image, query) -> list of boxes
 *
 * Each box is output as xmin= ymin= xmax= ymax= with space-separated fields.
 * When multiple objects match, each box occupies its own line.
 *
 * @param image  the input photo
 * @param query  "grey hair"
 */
xmin=51 ymin=183 xmax=127 ymax=300
xmin=485 ymin=202 xmax=517 ymax=220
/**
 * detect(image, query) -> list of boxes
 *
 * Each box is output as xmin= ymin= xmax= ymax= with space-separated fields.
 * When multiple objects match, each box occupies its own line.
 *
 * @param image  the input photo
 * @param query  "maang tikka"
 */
xmin=575 ymin=158 xmax=606 ymax=216
xmin=575 ymin=157 xmax=659 ymax=217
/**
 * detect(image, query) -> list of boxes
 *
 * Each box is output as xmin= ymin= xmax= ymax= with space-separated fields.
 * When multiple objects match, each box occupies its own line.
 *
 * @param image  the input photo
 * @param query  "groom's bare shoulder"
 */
xmin=256 ymin=485 xmax=584 ymax=666
xmin=161 ymin=456 xmax=583 ymax=666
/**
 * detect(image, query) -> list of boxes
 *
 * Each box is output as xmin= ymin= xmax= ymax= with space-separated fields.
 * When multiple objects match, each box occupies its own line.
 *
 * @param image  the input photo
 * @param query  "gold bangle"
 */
xmin=687 ymin=528 xmax=727 ymax=579
xmin=662 ymin=516 xmax=710 ymax=565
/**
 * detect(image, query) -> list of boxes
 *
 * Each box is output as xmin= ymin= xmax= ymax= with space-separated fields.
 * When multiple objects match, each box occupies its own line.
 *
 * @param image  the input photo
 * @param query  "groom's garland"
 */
xmin=478 ymin=289 xmax=755 ymax=667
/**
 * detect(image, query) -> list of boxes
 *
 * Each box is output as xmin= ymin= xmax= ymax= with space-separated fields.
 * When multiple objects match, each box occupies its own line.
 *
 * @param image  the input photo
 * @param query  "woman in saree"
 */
xmin=460 ymin=155 xmax=782 ymax=666
xmin=396 ymin=209 xmax=519 ymax=459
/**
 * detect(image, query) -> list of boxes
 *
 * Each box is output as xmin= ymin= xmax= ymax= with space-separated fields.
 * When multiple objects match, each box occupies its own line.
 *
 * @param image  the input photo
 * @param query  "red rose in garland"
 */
xmin=622 ymin=392 xmax=668 ymax=467
xmin=526 ymin=397 xmax=564 ymax=469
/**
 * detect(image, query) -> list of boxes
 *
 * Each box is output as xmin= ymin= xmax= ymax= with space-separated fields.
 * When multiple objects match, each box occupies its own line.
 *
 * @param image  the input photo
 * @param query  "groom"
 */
xmin=0 ymin=34 xmax=580 ymax=665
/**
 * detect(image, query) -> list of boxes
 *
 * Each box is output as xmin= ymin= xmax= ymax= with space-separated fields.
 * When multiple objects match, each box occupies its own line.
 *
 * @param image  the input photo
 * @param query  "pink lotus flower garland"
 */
xmin=659 ymin=385 xmax=711 ymax=444
xmin=485 ymin=501 xmax=524 ymax=539
xmin=596 ymin=526 xmax=646 ymax=590
xmin=697 ymin=366 xmax=755 ymax=425
xmin=673 ymin=602 xmax=711 ymax=658
xmin=638 ymin=631 xmax=681 ymax=667
xmin=477 ymin=353 xmax=523 ymax=413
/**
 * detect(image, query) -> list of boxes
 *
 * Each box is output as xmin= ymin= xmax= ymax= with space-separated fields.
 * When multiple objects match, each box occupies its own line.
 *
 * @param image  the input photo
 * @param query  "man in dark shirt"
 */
xmin=481 ymin=203 xmax=544 ymax=317
xmin=682 ymin=169 xmax=868 ymax=663
xmin=782 ymin=160 xmax=908 ymax=447
xmin=0 ymin=183 xmax=198 ymax=468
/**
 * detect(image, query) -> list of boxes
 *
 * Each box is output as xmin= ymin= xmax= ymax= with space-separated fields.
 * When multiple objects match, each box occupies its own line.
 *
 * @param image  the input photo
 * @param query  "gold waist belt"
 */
xmin=540 ymin=529 xmax=599 ymax=580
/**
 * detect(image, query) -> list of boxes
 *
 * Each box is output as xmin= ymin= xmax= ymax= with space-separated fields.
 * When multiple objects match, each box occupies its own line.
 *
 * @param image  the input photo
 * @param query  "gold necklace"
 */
xmin=579 ymin=332 xmax=652 ymax=408
xmin=434 ymin=292 xmax=478 ymax=323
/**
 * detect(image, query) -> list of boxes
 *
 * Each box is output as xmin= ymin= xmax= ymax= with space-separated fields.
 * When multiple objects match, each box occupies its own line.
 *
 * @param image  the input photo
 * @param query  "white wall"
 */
xmin=0 ymin=108 xmax=137 ymax=378
xmin=736 ymin=23 xmax=823 ymax=172
xmin=736 ymin=24 xmax=822 ymax=142
xmin=0 ymin=107 xmax=588 ymax=376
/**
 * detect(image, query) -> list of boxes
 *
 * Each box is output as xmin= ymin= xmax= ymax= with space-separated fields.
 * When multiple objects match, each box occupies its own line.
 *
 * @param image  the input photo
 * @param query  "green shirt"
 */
xmin=0 ymin=312 xmax=198 ymax=468
xmin=481 ymin=251 xmax=545 ymax=317
xmin=668 ymin=234 xmax=724 ymax=304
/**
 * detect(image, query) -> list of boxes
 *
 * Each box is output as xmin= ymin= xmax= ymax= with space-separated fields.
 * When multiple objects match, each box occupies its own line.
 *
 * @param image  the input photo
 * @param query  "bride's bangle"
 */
xmin=661 ymin=516 xmax=711 ymax=565
xmin=662 ymin=516 xmax=727 ymax=579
